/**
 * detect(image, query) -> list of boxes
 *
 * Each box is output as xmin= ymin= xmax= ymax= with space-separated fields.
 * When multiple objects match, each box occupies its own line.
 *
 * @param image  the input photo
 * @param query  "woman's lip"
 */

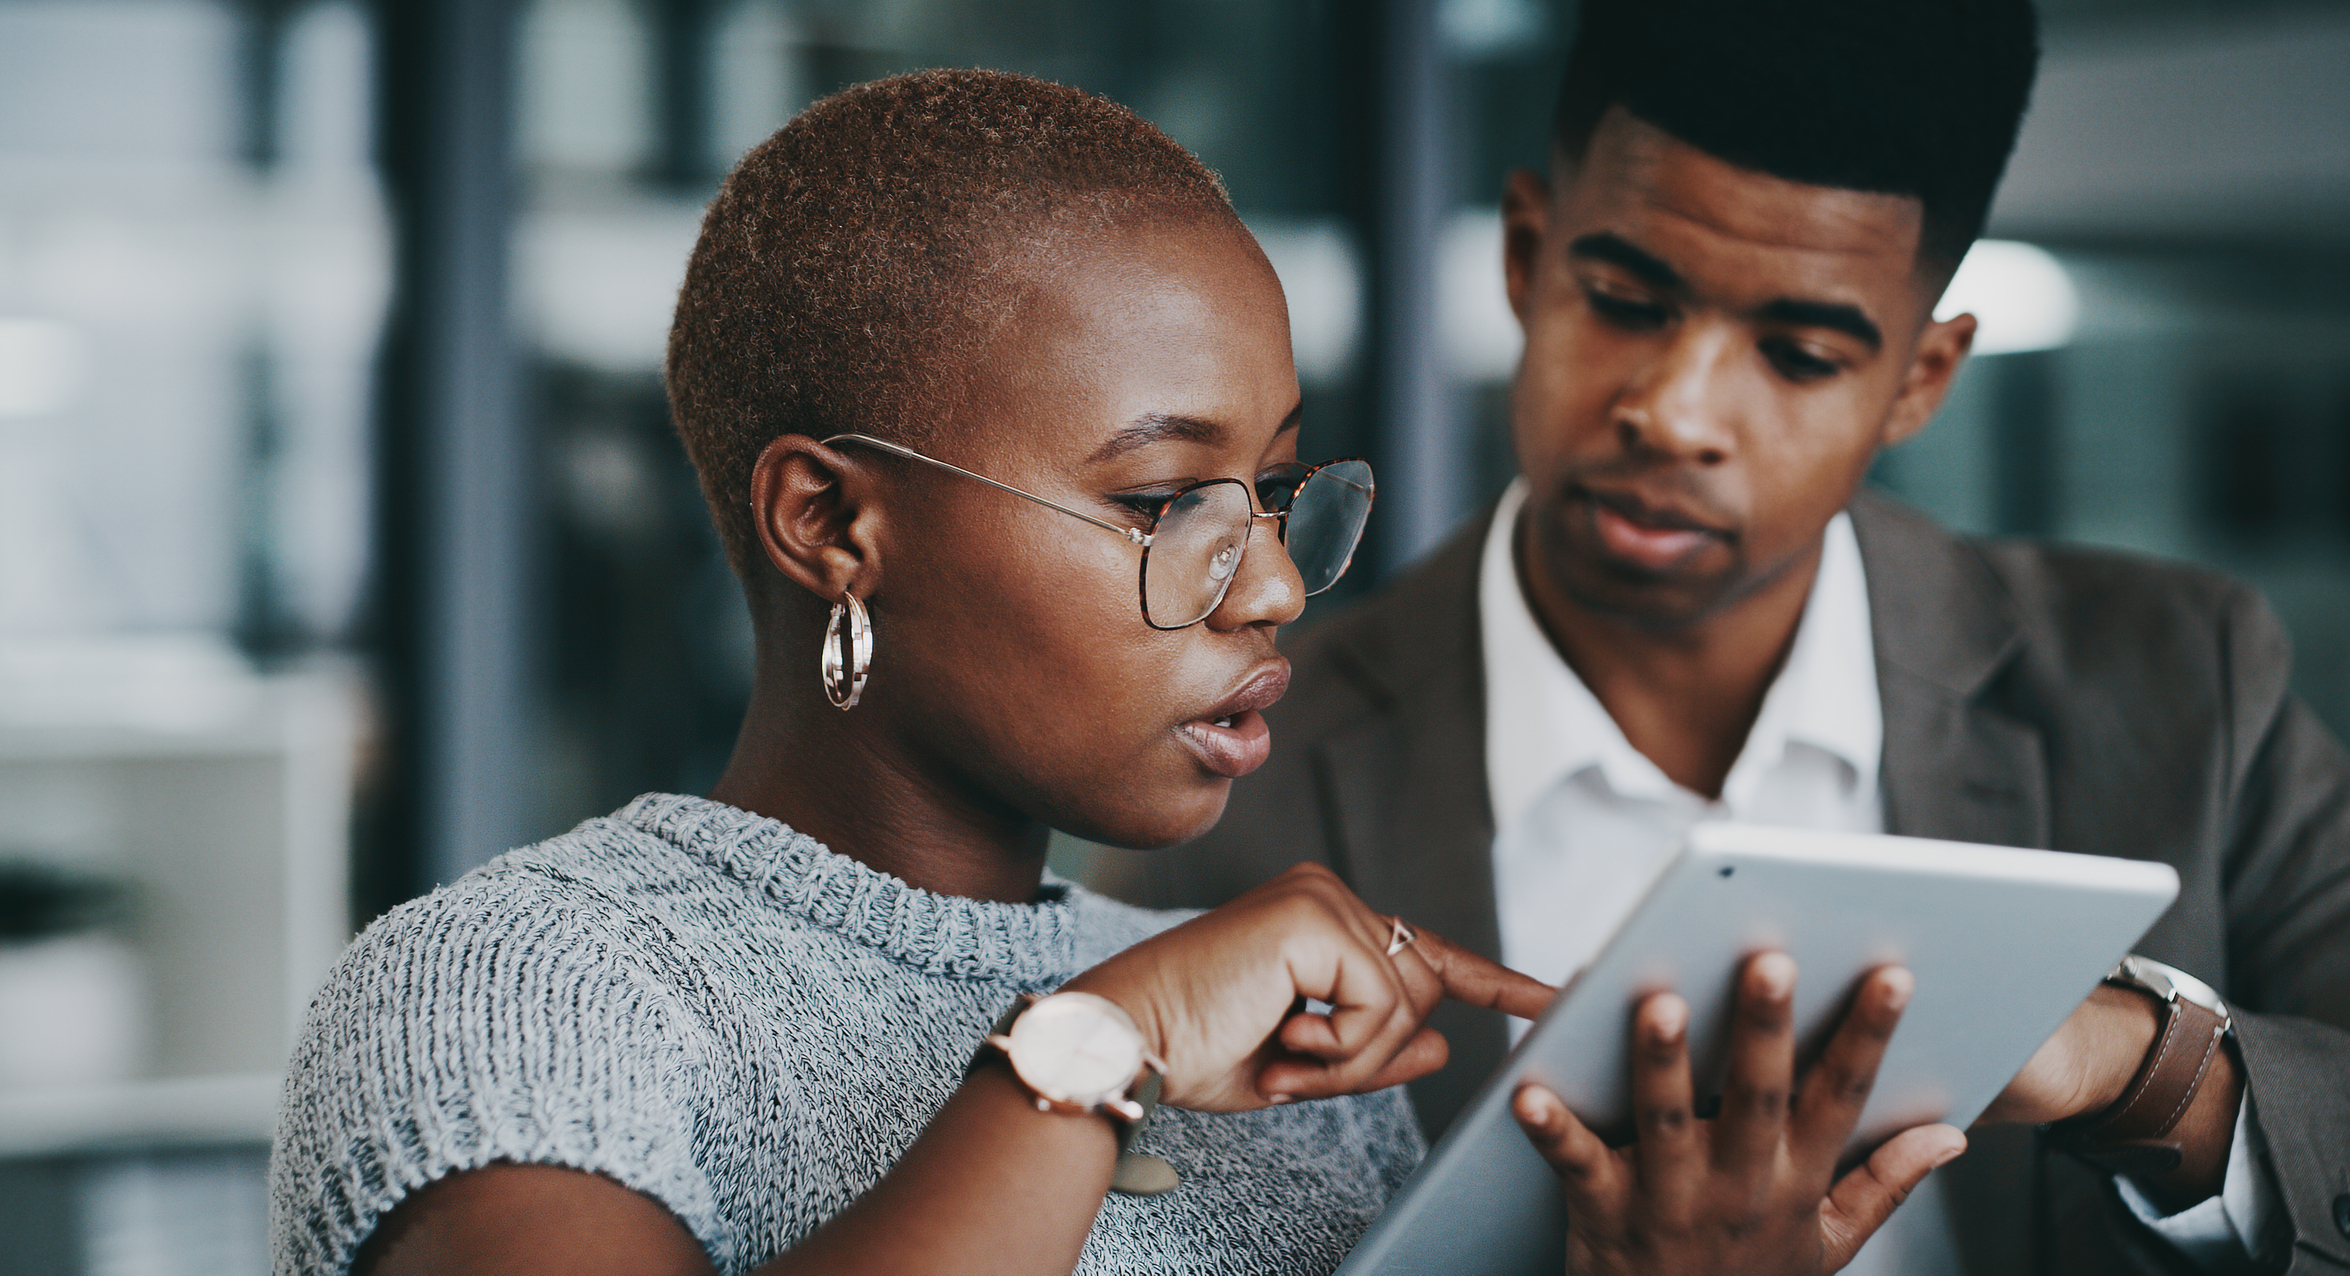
xmin=1179 ymin=661 xmax=1290 ymax=779
xmin=1205 ymin=660 xmax=1292 ymax=721
xmin=1181 ymin=707 xmax=1273 ymax=778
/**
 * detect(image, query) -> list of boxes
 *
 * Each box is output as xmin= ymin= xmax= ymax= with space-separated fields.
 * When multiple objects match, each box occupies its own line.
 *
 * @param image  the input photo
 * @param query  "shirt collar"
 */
xmin=1478 ymin=478 xmax=1882 ymax=829
xmin=1720 ymin=507 xmax=1881 ymax=811
xmin=1480 ymin=479 xmax=1640 ymax=827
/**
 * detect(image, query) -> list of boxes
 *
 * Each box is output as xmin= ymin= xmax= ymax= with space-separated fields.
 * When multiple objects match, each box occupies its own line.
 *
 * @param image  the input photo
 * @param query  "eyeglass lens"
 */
xmin=1143 ymin=483 xmax=1252 ymax=628
xmin=1283 ymin=459 xmax=1373 ymax=594
xmin=1141 ymin=460 xmax=1376 ymax=628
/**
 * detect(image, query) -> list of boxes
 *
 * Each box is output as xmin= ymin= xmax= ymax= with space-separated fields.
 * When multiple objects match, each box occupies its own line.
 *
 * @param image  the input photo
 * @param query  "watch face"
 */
xmin=1007 ymin=992 xmax=1144 ymax=1107
xmin=2121 ymin=955 xmax=2226 ymax=1015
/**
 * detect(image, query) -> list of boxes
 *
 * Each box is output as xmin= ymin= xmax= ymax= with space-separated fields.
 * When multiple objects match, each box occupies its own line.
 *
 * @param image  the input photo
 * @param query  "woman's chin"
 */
xmin=1062 ymin=784 xmax=1231 ymax=854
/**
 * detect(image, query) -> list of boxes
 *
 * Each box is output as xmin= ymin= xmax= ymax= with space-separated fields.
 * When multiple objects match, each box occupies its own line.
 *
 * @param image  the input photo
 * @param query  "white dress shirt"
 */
xmin=1475 ymin=478 xmax=2267 ymax=1272
xmin=1483 ymin=482 xmax=1883 ymax=996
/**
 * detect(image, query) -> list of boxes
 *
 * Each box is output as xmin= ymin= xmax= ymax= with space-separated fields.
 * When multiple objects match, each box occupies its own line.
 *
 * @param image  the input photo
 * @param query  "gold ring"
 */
xmin=1385 ymin=916 xmax=1417 ymax=957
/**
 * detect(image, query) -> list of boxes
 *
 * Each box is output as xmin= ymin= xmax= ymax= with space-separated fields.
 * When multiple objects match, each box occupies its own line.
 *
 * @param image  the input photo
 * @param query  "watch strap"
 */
xmin=2048 ymin=977 xmax=2230 ymax=1175
xmin=1118 ymin=1067 xmax=1163 ymax=1153
xmin=965 ymin=995 xmax=1031 ymax=1081
xmin=983 ymin=996 xmax=1029 ymax=1042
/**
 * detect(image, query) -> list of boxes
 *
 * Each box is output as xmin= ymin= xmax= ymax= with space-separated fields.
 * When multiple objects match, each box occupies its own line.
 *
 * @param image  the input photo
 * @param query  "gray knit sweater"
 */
xmin=270 ymin=793 xmax=1425 ymax=1275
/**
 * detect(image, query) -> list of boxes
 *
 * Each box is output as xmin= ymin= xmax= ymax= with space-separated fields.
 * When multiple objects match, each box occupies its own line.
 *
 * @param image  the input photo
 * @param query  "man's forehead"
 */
xmin=1557 ymin=109 xmax=1926 ymax=282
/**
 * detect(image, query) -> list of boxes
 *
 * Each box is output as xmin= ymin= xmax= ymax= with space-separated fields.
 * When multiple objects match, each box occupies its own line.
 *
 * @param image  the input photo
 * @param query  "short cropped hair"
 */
xmin=667 ymin=69 xmax=1235 ymax=577
xmin=1552 ymin=0 xmax=2039 ymax=267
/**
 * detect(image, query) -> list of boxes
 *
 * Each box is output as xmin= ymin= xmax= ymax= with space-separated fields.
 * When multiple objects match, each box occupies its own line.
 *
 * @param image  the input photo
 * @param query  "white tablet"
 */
xmin=1335 ymin=823 xmax=2179 ymax=1276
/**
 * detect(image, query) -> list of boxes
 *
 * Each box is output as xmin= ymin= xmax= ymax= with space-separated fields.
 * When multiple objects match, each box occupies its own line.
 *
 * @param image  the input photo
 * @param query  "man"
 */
xmin=1112 ymin=1 xmax=2350 ymax=1272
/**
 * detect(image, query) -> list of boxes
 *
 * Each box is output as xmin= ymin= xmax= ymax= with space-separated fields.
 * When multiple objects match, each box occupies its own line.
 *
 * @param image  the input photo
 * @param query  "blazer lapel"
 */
xmin=1311 ymin=519 xmax=1510 ymax=1133
xmin=1852 ymin=491 xmax=2050 ymax=851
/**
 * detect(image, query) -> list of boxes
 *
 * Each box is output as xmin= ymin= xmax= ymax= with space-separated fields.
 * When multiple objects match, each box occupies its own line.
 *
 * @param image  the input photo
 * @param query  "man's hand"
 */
xmin=1977 ymin=982 xmax=2160 ymax=1126
xmin=1980 ymin=982 xmax=2241 ymax=1210
xmin=1511 ymin=954 xmax=1967 ymax=1275
xmin=1065 ymin=863 xmax=1555 ymax=1111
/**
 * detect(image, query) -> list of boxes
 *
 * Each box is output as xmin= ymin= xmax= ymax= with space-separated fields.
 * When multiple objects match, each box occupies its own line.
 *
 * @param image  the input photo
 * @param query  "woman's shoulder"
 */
xmin=332 ymin=813 xmax=693 ymax=984
xmin=273 ymin=814 xmax=741 ymax=1274
xmin=289 ymin=804 xmax=831 ymax=1113
xmin=287 ymin=810 xmax=732 ymax=1108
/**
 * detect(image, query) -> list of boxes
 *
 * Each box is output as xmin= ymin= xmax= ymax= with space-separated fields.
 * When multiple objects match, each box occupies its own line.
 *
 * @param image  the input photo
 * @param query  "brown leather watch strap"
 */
xmin=2049 ymin=990 xmax=2230 ymax=1175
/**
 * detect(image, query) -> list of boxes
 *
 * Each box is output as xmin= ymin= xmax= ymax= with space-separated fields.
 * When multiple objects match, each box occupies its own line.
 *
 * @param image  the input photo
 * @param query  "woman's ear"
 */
xmin=748 ymin=435 xmax=885 ymax=603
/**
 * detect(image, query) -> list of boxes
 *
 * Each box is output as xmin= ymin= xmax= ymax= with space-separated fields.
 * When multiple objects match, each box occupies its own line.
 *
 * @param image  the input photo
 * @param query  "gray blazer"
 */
xmin=1112 ymin=490 xmax=2350 ymax=1274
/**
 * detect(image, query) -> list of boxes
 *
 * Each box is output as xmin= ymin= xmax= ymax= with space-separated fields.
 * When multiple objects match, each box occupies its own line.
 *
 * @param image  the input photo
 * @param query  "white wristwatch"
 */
xmin=974 ymin=991 xmax=1179 ymax=1195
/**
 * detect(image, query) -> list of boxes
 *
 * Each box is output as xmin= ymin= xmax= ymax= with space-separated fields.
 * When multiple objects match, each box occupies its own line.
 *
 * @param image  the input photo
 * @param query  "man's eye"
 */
xmin=1758 ymin=337 xmax=1840 ymax=383
xmin=1584 ymin=288 xmax=1669 ymax=331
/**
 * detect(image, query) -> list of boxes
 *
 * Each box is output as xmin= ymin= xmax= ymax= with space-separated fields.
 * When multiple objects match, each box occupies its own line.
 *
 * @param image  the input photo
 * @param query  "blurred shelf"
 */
xmin=0 ymin=639 xmax=360 ymax=1164
xmin=0 ymin=1072 xmax=280 ymax=1157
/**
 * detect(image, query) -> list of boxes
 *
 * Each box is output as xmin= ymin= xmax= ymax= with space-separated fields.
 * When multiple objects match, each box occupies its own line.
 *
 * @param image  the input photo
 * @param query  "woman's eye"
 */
xmin=1584 ymin=287 xmax=1669 ymax=331
xmin=1255 ymin=465 xmax=1309 ymax=511
xmin=1107 ymin=491 xmax=1177 ymax=520
xmin=1759 ymin=337 xmax=1841 ymax=383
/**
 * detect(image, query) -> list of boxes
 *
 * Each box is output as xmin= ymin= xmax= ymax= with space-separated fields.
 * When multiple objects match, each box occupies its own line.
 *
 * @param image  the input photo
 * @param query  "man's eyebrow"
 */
xmin=1087 ymin=413 xmax=1227 ymax=463
xmin=1756 ymin=299 xmax=1882 ymax=353
xmin=1568 ymin=233 xmax=1683 ymax=291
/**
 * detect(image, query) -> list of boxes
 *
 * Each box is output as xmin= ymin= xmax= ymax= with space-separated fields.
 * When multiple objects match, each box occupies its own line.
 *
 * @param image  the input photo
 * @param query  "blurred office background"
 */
xmin=0 ymin=0 xmax=2345 ymax=1271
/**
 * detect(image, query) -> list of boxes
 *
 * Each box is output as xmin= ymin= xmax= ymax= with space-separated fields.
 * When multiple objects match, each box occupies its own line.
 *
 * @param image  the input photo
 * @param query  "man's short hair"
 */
xmin=667 ymin=69 xmax=1235 ymax=578
xmin=1552 ymin=0 xmax=2040 ymax=268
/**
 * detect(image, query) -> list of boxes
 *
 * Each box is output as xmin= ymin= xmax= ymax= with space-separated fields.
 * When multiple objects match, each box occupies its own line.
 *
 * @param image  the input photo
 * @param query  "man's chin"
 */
xmin=1539 ymin=534 xmax=1743 ymax=633
xmin=1561 ymin=574 xmax=1741 ymax=632
xmin=1537 ymin=541 xmax=1755 ymax=632
xmin=1511 ymin=500 xmax=1752 ymax=636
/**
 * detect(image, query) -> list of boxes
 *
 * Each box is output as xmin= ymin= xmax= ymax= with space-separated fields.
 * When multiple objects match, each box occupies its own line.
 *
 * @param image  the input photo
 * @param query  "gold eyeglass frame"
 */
xmin=818 ymin=432 xmax=1372 ymax=630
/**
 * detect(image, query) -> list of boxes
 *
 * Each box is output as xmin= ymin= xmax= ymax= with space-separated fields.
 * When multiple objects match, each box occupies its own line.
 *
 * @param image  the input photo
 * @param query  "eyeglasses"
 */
xmin=821 ymin=433 xmax=1375 ymax=630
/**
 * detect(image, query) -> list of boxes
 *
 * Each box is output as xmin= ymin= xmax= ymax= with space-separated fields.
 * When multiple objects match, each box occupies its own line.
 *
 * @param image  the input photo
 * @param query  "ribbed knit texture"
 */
xmin=270 ymin=794 xmax=1425 ymax=1275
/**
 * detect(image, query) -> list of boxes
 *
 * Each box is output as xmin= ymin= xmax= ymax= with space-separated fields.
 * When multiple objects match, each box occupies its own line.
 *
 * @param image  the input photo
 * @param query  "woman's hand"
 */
xmin=1064 ymin=862 xmax=1555 ymax=1111
xmin=1511 ymin=954 xmax=1967 ymax=1276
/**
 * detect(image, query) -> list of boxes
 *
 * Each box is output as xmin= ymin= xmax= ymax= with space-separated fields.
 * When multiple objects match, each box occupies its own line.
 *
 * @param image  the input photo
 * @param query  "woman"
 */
xmin=270 ymin=70 xmax=1941 ymax=1276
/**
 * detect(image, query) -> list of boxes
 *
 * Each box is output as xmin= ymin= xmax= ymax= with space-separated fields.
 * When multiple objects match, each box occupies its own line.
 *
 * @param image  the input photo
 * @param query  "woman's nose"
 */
xmin=1210 ymin=514 xmax=1306 ymax=630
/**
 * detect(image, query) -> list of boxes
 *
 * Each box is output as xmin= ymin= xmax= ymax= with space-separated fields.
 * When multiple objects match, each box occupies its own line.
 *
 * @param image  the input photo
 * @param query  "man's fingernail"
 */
xmin=1754 ymin=952 xmax=1795 ymax=997
xmin=1268 ymin=1093 xmax=1294 ymax=1106
xmin=1933 ymin=1145 xmax=1964 ymax=1168
xmin=1881 ymin=968 xmax=1916 ymax=1012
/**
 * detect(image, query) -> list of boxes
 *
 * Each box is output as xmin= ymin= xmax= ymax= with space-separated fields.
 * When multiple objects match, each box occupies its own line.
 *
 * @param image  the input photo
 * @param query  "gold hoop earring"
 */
xmin=821 ymin=592 xmax=872 ymax=709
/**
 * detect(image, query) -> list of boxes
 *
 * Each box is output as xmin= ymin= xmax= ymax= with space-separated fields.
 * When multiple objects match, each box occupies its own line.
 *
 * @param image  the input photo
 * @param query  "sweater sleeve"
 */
xmin=268 ymin=873 xmax=723 ymax=1276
